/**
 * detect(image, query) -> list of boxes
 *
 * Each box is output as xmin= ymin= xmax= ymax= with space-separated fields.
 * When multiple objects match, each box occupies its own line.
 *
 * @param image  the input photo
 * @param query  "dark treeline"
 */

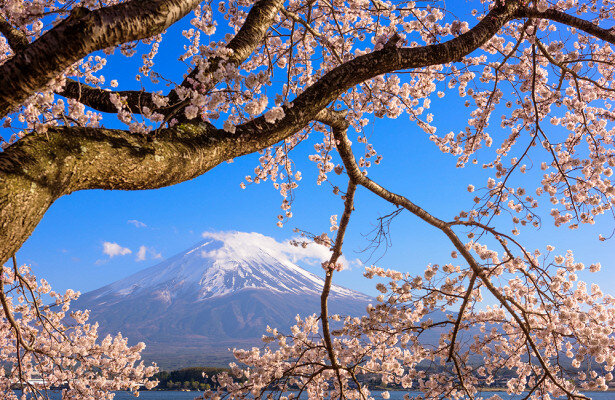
xmin=151 ymin=366 xmax=230 ymax=391
xmin=147 ymin=360 xmax=615 ymax=391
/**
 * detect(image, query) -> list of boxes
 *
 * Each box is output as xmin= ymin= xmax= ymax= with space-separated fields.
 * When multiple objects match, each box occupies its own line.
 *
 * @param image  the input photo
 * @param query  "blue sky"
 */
xmin=4 ymin=2 xmax=614 ymax=298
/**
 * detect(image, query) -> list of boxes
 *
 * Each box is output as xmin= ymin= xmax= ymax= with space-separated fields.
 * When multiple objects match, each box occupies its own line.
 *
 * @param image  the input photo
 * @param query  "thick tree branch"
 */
xmin=58 ymin=0 xmax=284 ymax=116
xmin=0 ymin=122 xmax=213 ymax=264
xmin=517 ymin=7 xmax=615 ymax=44
xmin=0 ymin=15 xmax=29 ymax=51
xmin=0 ymin=0 xmax=203 ymax=118
xmin=165 ymin=0 xmax=284 ymax=116
xmin=59 ymin=81 xmax=159 ymax=114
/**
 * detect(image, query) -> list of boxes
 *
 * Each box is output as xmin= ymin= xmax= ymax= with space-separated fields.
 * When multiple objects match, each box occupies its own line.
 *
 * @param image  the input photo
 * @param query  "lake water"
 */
xmin=16 ymin=390 xmax=615 ymax=399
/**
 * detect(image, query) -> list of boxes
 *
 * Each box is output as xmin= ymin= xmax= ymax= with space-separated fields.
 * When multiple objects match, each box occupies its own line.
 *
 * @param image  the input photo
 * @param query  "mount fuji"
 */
xmin=73 ymin=232 xmax=373 ymax=369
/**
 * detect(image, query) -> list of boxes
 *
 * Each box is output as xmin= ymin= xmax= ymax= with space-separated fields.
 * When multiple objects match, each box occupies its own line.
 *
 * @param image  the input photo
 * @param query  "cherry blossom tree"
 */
xmin=1 ymin=0 xmax=615 ymax=398
xmin=1 ymin=258 xmax=157 ymax=398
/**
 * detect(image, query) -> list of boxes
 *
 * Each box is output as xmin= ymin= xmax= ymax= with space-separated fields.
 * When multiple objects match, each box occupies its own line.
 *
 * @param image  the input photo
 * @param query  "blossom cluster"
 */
xmin=0 ymin=264 xmax=157 ymax=399
xmin=206 ymin=242 xmax=614 ymax=400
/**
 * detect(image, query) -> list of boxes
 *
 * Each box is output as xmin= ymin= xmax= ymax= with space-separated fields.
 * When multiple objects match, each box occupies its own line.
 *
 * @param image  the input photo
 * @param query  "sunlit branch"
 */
xmin=468 ymin=19 xmax=530 ymax=152
xmin=530 ymin=44 xmax=579 ymax=219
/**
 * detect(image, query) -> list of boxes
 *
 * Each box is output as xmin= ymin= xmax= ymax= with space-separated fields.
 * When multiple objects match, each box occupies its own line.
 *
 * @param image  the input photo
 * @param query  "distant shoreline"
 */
xmin=374 ymin=387 xmax=615 ymax=393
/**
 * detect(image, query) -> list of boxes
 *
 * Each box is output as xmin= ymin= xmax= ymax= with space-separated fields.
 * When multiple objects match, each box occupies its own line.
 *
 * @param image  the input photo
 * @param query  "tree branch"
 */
xmin=517 ymin=7 xmax=615 ymax=44
xmin=0 ymin=258 xmax=34 ymax=352
xmin=0 ymin=0 xmax=203 ymax=117
xmin=59 ymin=80 xmax=160 ymax=114
xmin=57 ymin=0 xmax=285 ymax=117
xmin=534 ymin=38 xmax=615 ymax=93
xmin=0 ymin=15 xmax=29 ymax=51
xmin=320 ymin=179 xmax=356 ymax=399
xmin=447 ymin=273 xmax=476 ymax=362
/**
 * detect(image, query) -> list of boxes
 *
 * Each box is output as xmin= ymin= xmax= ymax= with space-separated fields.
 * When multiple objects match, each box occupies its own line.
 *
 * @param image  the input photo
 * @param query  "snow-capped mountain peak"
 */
xmin=97 ymin=232 xmax=370 ymax=302
xmin=73 ymin=231 xmax=373 ymax=368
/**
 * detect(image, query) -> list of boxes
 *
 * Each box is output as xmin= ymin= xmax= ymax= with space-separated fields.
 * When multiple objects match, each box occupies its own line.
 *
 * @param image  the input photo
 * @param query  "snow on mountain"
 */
xmin=94 ymin=231 xmax=370 ymax=303
xmin=73 ymin=232 xmax=373 ymax=368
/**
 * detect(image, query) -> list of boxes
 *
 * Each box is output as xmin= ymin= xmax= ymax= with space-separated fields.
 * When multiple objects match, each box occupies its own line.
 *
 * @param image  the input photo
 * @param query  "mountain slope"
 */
xmin=73 ymin=232 xmax=373 ymax=368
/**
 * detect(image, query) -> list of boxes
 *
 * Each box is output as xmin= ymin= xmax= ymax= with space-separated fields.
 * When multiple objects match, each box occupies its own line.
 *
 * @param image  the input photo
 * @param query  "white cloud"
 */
xmin=136 ymin=245 xmax=162 ymax=262
xmin=136 ymin=246 xmax=147 ymax=261
xmin=127 ymin=219 xmax=147 ymax=228
xmin=200 ymin=231 xmax=358 ymax=270
xmin=102 ymin=242 xmax=132 ymax=258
